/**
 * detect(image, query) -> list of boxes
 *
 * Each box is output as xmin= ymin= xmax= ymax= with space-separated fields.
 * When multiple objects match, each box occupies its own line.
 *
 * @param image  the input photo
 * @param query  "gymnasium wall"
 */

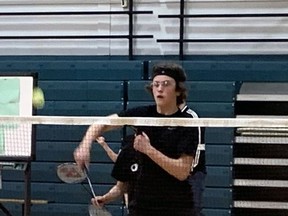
xmin=0 ymin=0 xmax=287 ymax=56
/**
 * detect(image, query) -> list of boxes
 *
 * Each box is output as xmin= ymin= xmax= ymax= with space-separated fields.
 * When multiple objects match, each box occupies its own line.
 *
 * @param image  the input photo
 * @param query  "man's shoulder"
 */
xmin=181 ymin=105 xmax=199 ymax=118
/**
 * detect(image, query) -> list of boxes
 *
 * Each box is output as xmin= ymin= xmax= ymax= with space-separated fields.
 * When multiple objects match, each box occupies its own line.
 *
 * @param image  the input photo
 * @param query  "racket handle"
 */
xmin=84 ymin=167 xmax=97 ymax=198
xmin=131 ymin=126 xmax=142 ymax=135
xmin=84 ymin=165 xmax=89 ymax=173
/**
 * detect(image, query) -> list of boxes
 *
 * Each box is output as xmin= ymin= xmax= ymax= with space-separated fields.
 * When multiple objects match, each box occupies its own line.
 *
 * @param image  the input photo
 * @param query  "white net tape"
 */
xmin=1 ymin=115 xmax=288 ymax=127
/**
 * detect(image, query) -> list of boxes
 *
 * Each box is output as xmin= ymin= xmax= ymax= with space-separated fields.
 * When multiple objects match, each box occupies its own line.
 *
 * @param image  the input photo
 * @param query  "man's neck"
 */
xmin=156 ymin=105 xmax=179 ymax=116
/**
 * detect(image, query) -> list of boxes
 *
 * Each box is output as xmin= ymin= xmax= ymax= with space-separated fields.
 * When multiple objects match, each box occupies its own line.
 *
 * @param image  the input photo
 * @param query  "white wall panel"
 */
xmin=0 ymin=39 xmax=110 ymax=55
xmin=0 ymin=0 xmax=287 ymax=55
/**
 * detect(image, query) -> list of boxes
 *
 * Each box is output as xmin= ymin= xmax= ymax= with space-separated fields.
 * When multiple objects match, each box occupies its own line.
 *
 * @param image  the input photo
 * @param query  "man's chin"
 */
xmin=155 ymin=100 xmax=167 ymax=107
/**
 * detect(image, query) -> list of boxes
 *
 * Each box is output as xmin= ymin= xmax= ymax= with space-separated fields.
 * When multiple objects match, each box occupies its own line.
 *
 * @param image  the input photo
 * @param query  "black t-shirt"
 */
xmin=112 ymin=105 xmax=199 ymax=214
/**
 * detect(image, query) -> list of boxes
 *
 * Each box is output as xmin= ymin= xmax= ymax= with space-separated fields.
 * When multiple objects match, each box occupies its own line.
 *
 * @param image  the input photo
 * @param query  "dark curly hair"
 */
xmin=145 ymin=62 xmax=188 ymax=105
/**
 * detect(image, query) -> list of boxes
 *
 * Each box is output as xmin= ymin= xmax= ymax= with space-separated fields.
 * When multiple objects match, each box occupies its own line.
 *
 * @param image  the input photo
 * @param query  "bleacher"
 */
xmin=0 ymin=58 xmax=287 ymax=216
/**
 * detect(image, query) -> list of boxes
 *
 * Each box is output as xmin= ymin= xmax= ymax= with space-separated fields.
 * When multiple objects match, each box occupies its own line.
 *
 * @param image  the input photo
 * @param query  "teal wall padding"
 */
xmin=1 ymin=55 xmax=288 ymax=215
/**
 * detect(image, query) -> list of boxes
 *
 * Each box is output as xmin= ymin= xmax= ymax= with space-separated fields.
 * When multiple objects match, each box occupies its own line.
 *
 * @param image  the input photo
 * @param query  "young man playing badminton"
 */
xmin=97 ymin=104 xmax=206 ymax=216
xmin=74 ymin=62 xmax=199 ymax=216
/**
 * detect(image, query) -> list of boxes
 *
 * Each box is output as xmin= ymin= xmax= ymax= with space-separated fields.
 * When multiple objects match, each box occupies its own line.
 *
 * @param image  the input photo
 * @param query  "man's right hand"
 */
xmin=96 ymin=136 xmax=107 ymax=148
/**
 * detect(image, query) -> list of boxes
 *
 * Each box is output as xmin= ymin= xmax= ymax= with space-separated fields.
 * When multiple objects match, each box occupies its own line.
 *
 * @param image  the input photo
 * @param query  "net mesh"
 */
xmin=0 ymin=115 xmax=288 ymax=215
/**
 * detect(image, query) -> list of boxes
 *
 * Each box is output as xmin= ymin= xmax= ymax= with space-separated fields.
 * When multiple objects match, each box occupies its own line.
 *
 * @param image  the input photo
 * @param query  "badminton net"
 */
xmin=0 ymin=115 xmax=288 ymax=216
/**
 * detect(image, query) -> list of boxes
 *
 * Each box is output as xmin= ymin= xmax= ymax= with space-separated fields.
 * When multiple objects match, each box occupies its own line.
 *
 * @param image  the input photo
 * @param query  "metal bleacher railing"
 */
xmin=0 ymin=0 xmax=153 ymax=60
xmin=157 ymin=0 xmax=288 ymax=60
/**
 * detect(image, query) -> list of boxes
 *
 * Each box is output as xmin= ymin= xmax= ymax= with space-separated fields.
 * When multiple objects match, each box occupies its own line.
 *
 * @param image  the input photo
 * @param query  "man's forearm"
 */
xmin=102 ymin=182 xmax=127 ymax=204
xmin=81 ymin=114 xmax=121 ymax=149
xmin=147 ymin=147 xmax=193 ymax=181
xmin=103 ymin=146 xmax=118 ymax=162
xmin=80 ymin=124 xmax=104 ymax=149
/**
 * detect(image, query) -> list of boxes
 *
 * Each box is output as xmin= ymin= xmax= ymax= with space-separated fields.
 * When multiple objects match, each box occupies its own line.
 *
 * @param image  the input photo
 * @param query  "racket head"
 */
xmin=57 ymin=162 xmax=87 ymax=184
xmin=88 ymin=205 xmax=112 ymax=216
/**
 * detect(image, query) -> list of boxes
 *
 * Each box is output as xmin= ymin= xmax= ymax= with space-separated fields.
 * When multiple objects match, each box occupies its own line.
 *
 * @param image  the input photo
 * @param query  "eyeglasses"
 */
xmin=151 ymin=80 xmax=175 ymax=88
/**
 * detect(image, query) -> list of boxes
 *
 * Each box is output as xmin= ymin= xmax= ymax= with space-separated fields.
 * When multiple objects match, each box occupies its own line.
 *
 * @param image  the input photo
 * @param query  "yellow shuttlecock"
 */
xmin=32 ymin=87 xmax=45 ymax=109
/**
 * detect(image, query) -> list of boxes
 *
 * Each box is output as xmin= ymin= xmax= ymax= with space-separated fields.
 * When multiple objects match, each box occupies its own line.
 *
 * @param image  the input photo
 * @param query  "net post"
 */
xmin=23 ymin=162 xmax=31 ymax=216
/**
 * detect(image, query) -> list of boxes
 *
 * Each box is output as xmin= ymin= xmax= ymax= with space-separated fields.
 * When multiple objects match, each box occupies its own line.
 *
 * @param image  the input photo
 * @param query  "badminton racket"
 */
xmin=56 ymin=163 xmax=112 ymax=216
